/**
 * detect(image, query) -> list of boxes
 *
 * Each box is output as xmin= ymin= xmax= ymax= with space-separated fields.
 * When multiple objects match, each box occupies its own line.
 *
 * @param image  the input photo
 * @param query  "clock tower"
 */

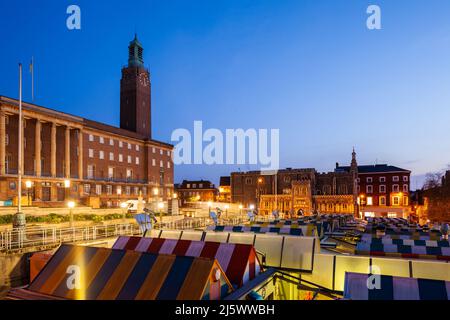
xmin=120 ymin=34 xmax=152 ymax=138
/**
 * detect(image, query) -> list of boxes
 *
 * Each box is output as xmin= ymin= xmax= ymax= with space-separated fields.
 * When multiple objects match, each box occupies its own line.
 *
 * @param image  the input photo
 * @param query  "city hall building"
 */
xmin=0 ymin=35 xmax=174 ymax=208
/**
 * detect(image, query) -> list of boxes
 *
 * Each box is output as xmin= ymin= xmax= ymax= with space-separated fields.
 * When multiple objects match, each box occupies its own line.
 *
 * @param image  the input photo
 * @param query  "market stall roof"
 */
xmin=11 ymin=244 xmax=233 ymax=300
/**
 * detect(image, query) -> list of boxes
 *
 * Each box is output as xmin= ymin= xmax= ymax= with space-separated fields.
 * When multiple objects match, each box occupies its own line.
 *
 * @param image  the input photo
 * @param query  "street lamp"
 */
xmin=64 ymin=179 xmax=71 ymax=201
xmin=238 ymin=204 xmax=243 ymax=216
xmin=249 ymin=204 xmax=255 ymax=210
xmin=25 ymin=180 xmax=32 ymax=206
xmin=257 ymin=178 xmax=263 ymax=211
xmin=158 ymin=202 xmax=164 ymax=228
xmin=120 ymin=201 xmax=128 ymax=221
xmin=67 ymin=201 xmax=75 ymax=228
xmin=224 ymin=204 xmax=229 ymax=219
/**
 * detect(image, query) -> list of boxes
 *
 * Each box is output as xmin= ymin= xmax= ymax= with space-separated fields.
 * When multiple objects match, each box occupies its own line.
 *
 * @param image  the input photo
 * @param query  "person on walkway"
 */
xmin=441 ymin=222 xmax=449 ymax=240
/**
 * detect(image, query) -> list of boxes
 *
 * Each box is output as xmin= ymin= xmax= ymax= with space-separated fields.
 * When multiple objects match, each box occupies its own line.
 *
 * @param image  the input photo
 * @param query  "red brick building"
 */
xmin=335 ymin=163 xmax=411 ymax=218
xmin=0 ymin=35 xmax=174 ymax=208
xmin=175 ymin=180 xmax=218 ymax=206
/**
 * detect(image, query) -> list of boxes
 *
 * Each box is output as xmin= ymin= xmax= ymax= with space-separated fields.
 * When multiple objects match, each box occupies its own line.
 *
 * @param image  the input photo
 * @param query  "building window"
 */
xmin=392 ymin=184 xmax=399 ymax=192
xmin=127 ymin=155 xmax=132 ymax=163
xmin=152 ymin=147 xmax=156 ymax=153
xmin=109 ymin=139 xmax=114 ymax=146
xmin=367 ymin=197 xmax=373 ymax=206
xmin=109 ymin=152 xmax=114 ymax=161
xmin=134 ymin=187 xmax=139 ymax=195
xmin=167 ymin=162 xmax=171 ymax=169
xmin=366 ymin=185 xmax=373 ymax=194
xmin=379 ymin=185 xmax=386 ymax=193
xmin=87 ymin=165 xmax=95 ymax=179
xmin=108 ymin=167 xmax=114 ymax=179
xmin=245 ymin=178 xmax=253 ymax=185
xmin=88 ymin=149 xmax=94 ymax=158
xmin=284 ymin=176 xmax=291 ymax=183
xmin=393 ymin=196 xmax=400 ymax=206
xmin=128 ymin=143 xmax=131 ymax=150
xmin=106 ymin=185 xmax=112 ymax=195
xmin=152 ymin=159 xmax=156 ymax=166
xmin=160 ymin=149 xmax=163 ymax=155
xmin=393 ymin=176 xmax=399 ymax=182
xmin=5 ymin=115 xmax=9 ymax=125
xmin=99 ymin=151 xmax=104 ymax=160
xmin=403 ymin=184 xmax=409 ymax=192
xmin=95 ymin=185 xmax=102 ymax=195
xmin=187 ymin=184 xmax=191 ymax=188
xmin=5 ymin=134 xmax=9 ymax=146
xmin=126 ymin=169 xmax=132 ymax=179
xmin=167 ymin=150 xmax=171 ymax=157
xmin=160 ymin=160 xmax=163 ymax=167
xmin=379 ymin=196 xmax=386 ymax=206
xmin=403 ymin=176 xmax=409 ymax=182
xmin=89 ymin=134 xmax=94 ymax=142
xmin=379 ymin=177 xmax=386 ymax=182
xmin=83 ymin=184 xmax=91 ymax=195
xmin=119 ymin=154 xmax=123 ymax=162
xmin=119 ymin=141 xmax=123 ymax=148
xmin=125 ymin=186 xmax=131 ymax=195
xmin=135 ymin=145 xmax=139 ymax=151
xmin=403 ymin=196 xmax=408 ymax=206
xmin=193 ymin=184 xmax=197 ymax=188
xmin=366 ymin=177 xmax=373 ymax=183
xmin=135 ymin=157 xmax=139 ymax=165
xmin=99 ymin=136 xmax=104 ymax=144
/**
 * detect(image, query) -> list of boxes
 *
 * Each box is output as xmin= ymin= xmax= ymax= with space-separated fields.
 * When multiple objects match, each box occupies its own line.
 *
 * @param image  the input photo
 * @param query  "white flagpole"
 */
xmin=17 ymin=63 xmax=23 ymax=216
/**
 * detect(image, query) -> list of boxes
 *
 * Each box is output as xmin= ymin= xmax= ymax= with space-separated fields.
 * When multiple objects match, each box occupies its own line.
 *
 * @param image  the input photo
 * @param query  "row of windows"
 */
xmin=87 ymin=149 xmax=171 ymax=169
xmin=185 ymin=183 xmax=214 ymax=189
xmin=87 ymin=134 xmax=172 ymax=157
xmin=83 ymin=184 xmax=147 ymax=196
xmin=363 ymin=195 xmax=409 ymax=206
xmin=364 ymin=184 xmax=409 ymax=194
xmin=360 ymin=176 xmax=409 ymax=183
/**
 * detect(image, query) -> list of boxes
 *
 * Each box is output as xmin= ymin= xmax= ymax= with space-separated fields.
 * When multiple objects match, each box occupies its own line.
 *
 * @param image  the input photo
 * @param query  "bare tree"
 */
xmin=423 ymin=172 xmax=443 ymax=190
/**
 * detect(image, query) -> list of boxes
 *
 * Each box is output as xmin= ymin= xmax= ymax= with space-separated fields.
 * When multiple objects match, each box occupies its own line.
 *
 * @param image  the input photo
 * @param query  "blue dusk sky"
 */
xmin=1 ymin=0 xmax=450 ymax=188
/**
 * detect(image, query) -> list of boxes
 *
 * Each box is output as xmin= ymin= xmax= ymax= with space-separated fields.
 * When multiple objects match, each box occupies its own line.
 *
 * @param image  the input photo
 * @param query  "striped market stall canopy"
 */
xmin=355 ymin=242 xmax=450 ymax=261
xmin=113 ymin=236 xmax=262 ymax=288
xmin=13 ymin=244 xmax=233 ymax=300
xmin=208 ymin=224 xmax=318 ymax=237
xmin=343 ymin=272 xmax=450 ymax=300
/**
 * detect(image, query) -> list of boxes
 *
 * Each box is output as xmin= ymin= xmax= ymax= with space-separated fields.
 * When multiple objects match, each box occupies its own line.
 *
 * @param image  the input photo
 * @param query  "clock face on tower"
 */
xmin=138 ymin=72 xmax=149 ymax=87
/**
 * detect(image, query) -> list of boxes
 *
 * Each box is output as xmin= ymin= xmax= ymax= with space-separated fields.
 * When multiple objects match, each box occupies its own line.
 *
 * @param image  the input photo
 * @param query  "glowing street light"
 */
xmin=249 ymin=204 xmax=255 ymax=210
xmin=25 ymin=180 xmax=32 ymax=206
xmin=67 ymin=201 xmax=75 ymax=228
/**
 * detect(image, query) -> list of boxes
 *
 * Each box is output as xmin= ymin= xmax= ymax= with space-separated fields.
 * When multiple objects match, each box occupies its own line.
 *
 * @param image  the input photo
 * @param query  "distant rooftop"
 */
xmin=219 ymin=176 xmax=231 ymax=186
xmin=335 ymin=164 xmax=410 ymax=174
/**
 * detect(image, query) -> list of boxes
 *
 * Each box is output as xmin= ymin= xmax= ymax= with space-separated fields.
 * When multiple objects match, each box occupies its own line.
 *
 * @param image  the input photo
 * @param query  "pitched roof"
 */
xmin=335 ymin=164 xmax=410 ymax=174
xmin=113 ymin=236 xmax=262 ymax=288
xmin=21 ymin=244 xmax=232 ymax=300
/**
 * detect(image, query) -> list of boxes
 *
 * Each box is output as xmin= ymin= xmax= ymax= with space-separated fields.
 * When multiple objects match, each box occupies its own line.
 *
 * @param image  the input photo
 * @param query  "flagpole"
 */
xmin=30 ymin=56 xmax=34 ymax=102
xmin=14 ymin=63 xmax=25 ymax=229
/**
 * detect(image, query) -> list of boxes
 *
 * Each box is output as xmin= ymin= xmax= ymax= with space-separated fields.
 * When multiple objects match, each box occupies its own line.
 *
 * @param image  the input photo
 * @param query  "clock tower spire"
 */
xmin=120 ymin=34 xmax=151 ymax=138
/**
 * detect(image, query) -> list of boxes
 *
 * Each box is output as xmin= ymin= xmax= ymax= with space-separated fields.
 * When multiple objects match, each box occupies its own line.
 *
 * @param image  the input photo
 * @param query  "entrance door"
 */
xmin=57 ymin=188 xmax=65 ymax=201
xmin=42 ymin=187 xmax=51 ymax=201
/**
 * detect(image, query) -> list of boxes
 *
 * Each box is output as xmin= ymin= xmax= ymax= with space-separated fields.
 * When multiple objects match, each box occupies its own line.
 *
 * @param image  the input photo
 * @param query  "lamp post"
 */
xmin=238 ymin=204 xmax=243 ymax=216
xmin=25 ymin=180 xmax=32 ymax=206
xmin=67 ymin=201 xmax=75 ymax=228
xmin=257 ymin=178 xmax=263 ymax=211
xmin=224 ymin=204 xmax=229 ymax=219
xmin=158 ymin=202 xmax=164 ymax=229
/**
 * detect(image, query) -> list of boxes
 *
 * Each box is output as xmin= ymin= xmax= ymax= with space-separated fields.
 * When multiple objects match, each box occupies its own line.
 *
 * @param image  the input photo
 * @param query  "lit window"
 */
xmin=127 ymin=155 xmax=132 ymax=163
xmin=136 ymin=145 xmax=139 ymax=151
xmin=125 ymin=186 xmax=131 ymax=195
xmin=99 ymin=136 xmax=104 ymax=144
xmin=95 ymin=185 xmax=102 ymax=195
xmin=160 ymin=160 xmax=163 ymax=167
xmin=109 ymin=139 xmax=114 ymax=146
xmin=128 ymin=143 xmax=131 ymax=150
xmin=119 ymin=141 xmax=123 ymax=148
xmin=108 ymin=167 xmax=114 ymax=179
xmin=167 ymin=162 xmax=171 ymax=169
xmin=403 ymin=196 xmax=408 ymax=206
xmin=106 ymin=185 xmax=112 ymax=195
xmin=87 ymin=165 xmax=95 ymax=179
xmin=126 ymin=169 xmax=132 ymax=178
xmin=160 ymin=149 xmax=163 ymax=155
xmin=134 ymin=187 xmax=139 ymax=195
xmin=393 ymin=196 xmax=400 ymax=206
xmin=89 ymin=134 xmax=94 ymax=142
xmin=136 ymin=157 xmax=139 ymax=165
xmin=119 ymin=154 xmax=123 ymax=162
xmin=367 ymin=197 xmax=373 ymax=206
xmin=388 ymin=213 xmax=397 ymax=218
xmin=99 ymin=151 xmax=104 ymax=160
xmin=83 ymin=184 xmax=91 ymax=194
xmin=152 ymin=159 xmax=156 ymax=166
xmin=167 ymin=150 xmax=171 ymax=157
xmin=152 ymin=147 xmax=156 ymax=153
xmin=89 ymin=149 xmax=94 ymax=158
xmin=379 ymin=196 xmax=386 ymax=206
xmin=109 ymin=152 xmax=114 ymax=161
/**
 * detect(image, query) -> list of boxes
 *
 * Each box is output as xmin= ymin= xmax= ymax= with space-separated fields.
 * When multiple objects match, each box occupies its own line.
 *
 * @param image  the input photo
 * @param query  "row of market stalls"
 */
xmin=6 ymin=215 xmax=450 ymax=300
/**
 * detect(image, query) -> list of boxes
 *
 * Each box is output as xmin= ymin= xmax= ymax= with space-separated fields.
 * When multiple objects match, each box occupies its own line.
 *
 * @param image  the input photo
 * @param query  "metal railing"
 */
xmin=0 ymin=223 xmax=142 ymax=252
